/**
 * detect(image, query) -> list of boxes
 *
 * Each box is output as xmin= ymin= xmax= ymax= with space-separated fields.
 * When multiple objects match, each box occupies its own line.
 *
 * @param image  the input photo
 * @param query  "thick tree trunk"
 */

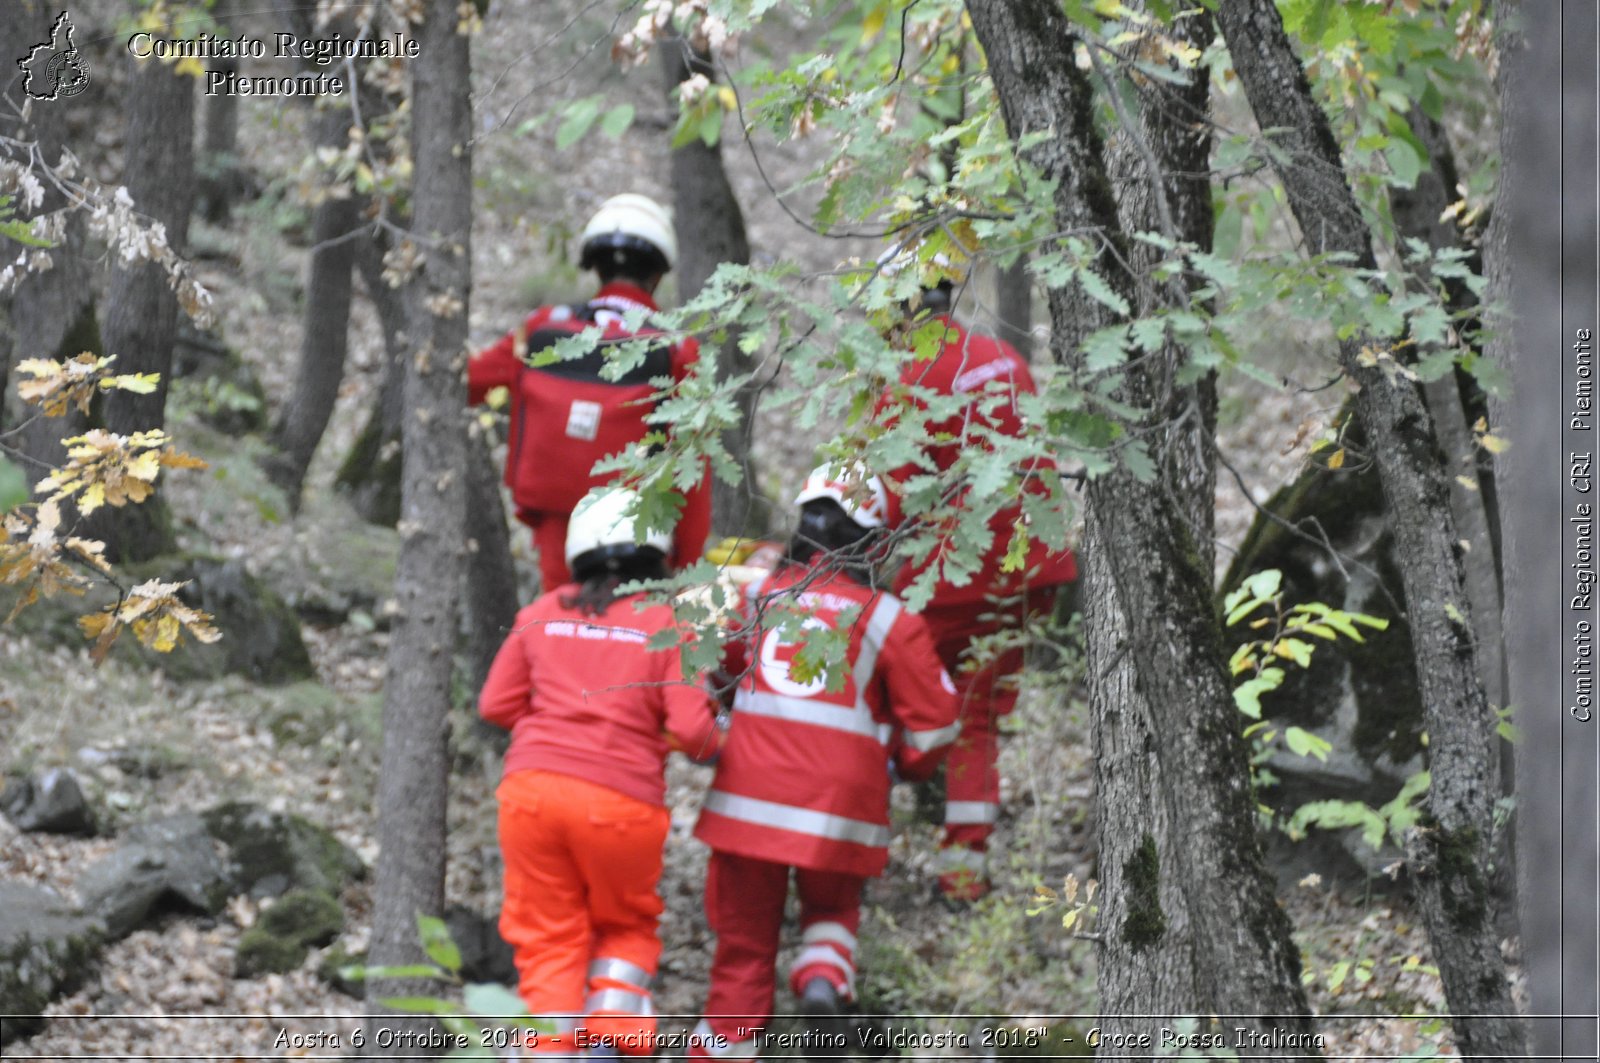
xmin=1214 ymin=1 xmax=1522 ymax=1054
xmin=0 ymin=1 xmax=97 ymax=472
xmin=1498 ymin=3 xmax=1599 ymax=1058
xmin=1089 ymin=3 xmax=1217 ymax=1034
xmin=336 ymin=222 xmax=409 ymax=526
xmin=659 ymin=33 xmax=766 ymax=538
xmin=266 ymin=104 xmax=366 ymax=507
xmin=96 ymin=55 xmax=196 ymax=562
xmin=965 ymin=0 xmax=1314 ymax=1044
xmin=363 ymin=0 xmax=471 ymax=1051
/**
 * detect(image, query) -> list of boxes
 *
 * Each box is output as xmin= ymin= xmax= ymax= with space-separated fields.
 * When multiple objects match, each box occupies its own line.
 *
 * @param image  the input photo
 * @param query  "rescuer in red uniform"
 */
xmin=874 ymin=248 xmax=1078 ymax=903
xmin=468 ymin=193 xmax=711 ymax=590
xmin=479 ymin=488 xmax=723 ymax=1055
xmin=689 ymin=465 xmax=961 ymax=1056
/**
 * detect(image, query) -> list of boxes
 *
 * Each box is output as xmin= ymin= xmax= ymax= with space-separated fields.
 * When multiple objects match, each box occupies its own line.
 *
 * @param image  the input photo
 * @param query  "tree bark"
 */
xmin=0 ymin=1 xmax=97 ymax=471
xmin=1214 ymin=1 xmax=1522 ymax=1054
xmin=198 ymin=0 xmax=245 ymax=221
xmin=1089 ymin=3 xmax=1217 ymax=1034
xmin=659 ymin=32 xmax=767 ymax=537
xmin=266 ymin=103 xmax=366 ymax=507
xmin=363 ymin=0 xmax=471 ymax=1051
xmin=96 ymin=54 xmax=196 ymax=562
xmin=336 ymin=215 xmax=409 ymax=526
xmin=965 ymin=0 xmax=1314 ymax=1043
xmin=464 ymin=421 xmax=518 ymax=694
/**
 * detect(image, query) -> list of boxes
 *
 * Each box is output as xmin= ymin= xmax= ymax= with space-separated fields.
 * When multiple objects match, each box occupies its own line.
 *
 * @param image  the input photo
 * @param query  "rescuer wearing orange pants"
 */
xmin=873 ymin=242 xmax=1078 ymax=903
xmin=479 ymin=488 xmax=723 ymax=1055
xmin=690 ymin=465 xmax=961 ymax=1057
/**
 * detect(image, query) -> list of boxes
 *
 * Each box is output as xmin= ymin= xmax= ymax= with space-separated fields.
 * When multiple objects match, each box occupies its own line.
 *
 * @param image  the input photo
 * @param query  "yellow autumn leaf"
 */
xmin=79 ymin=482 xmax=107 ymax=516
xmin=1327 ymin=448 xmax=1346 ymax=470
xmin=103 ymin=373 xmax=160 ymax=394
xmin=716 ymin=86 xmax=737 ymax=112
xmin=1478 ymin=433 xmax=1510 ymax=454
xmin=149 ymin=612 xmax=182 ymax=653
xmin=159 ymin=449 xmax=208 ymax=470
xmin=126 ymin=450 xmax=163 ymax=483
xmin=173 ymin=56 xmax=206 ymax=78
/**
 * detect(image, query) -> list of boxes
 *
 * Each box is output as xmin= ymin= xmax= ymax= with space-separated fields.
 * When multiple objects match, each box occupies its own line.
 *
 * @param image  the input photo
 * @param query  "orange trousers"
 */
xmin=497 ymin=770 xmax=669 ymax=1054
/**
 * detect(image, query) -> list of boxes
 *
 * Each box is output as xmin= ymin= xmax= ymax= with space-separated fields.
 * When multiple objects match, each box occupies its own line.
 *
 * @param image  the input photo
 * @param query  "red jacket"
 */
xmin=877 ymin=315 xmax=1077 ymax=604
xmin=468 ymin=282 xmax=711 ymax=571
xmin=479 ymin=589 xmax=723 ymax=807
xmin=694 ymin=562 xmax=961 ymax=877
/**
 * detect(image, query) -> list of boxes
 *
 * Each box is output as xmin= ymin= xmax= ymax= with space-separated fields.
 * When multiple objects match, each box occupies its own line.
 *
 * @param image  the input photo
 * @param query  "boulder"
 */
xmin=234 ymin=888 xmax=343 ymax=977
xmin=444 ymin=904 xmax=516 ymax=986
xmin=202 ymin=801 xmax=364 ymax=900
xmin=1 ymin=769 xmax=94 ymax=835
xmin=76 ymin=814 xmax=231 ymax=941
xmin=0 ymin=882 xmax=103 ymax=1045
xmin=1222 ymin=420 xmax=1426 ymax=878
xmin=164 ymin=558 xmax=315 ymax=684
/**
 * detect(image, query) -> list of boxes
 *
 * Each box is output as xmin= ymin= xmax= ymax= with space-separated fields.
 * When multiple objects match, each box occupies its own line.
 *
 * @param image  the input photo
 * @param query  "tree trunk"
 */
xmin=659 ymin=32 xmax=766 ymax=538
xmin=0 ymin=1 xmax=97 ymax=472
xmin=198 ymin=0 xmax=245 ymax=221
xmin=1497 ymin=3 xmax=1599 ymax=1058
xmin=1089 ymin=2 xmax=1217 ymax=1034
xmin=1214 ymin=0 xmax=1522 ymax=1054
xmin=464 ymin=422 xmax=518 ymax=694
xmin=965 ymin=0 xmax=1314 ymax=1043
xmin=363 ymin=0 xmax=471 ymax=1051
xmin=336 ymin=216 xmax=409 ymax=526
xmin=266 ymin=104 xmax=366 ymax=507
xmin=96 ymin=54 xmax=196 ymax=562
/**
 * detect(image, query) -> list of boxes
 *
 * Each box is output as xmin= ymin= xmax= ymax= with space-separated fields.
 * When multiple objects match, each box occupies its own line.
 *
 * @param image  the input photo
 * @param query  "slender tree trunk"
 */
xmin=659 ymin=32 xmax=766 ymax=537
xmin=464 ymin=422 xmax=518 ymax=694
xmin=266 ymin=104 xmax=366 ymax=507
xmin=336 ymin=213 xmax=409 ymax=526
xmin=1089 ymin=3 xmax=1217 ymax=1034
xmin=198 ymin=0 xmax=244 ymax=221
xmin=1214 ymin=1 xmax=1522 ymax=1054
xmin=965 ymin=0 xmax=1314 ymax=1044
xmin=96 ymin=55 xmax=196 ymax=562
xmin=364 ymin=0 xmax=471 ymax=1051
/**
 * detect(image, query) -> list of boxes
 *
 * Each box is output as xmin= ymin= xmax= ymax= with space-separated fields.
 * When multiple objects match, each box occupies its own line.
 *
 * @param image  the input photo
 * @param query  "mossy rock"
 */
xmin=316 ymin=941 xmax=365 ymax=998
xmin=1219 ymin=412 xmax=1424 ymax=815
xmin=235 ymin=889 xmax=343 ymax=978
xmin=0 ymin=883 xmax=104 ymax=1045
xmin=170 ymin=323 xmax=268 ymax=435
xmin=203 ymin=801 xmax=365 ymax=900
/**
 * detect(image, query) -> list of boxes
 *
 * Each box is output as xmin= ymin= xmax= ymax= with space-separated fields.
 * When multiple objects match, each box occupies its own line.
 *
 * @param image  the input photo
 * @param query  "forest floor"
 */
xmin=0 ymin=0 xmax=1513 ymax=1059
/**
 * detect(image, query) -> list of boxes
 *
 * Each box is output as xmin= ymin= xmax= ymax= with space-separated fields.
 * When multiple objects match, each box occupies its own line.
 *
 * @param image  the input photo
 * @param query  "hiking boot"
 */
xmin=797 ymin=977 xmax=847 ymax=1059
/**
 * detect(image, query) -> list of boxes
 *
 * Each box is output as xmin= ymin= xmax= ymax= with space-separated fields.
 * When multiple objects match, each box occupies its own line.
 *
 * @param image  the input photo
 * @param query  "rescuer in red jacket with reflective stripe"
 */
xmin=873 ymin=249 xmax=1078 ymax=903
xmin=480 ymin=488 xmax=722 ymax=1054
xmin=690 ymin=465 xmax=960 ymax=1059
xmin=468 ymin=194 xmax=711 ymax=590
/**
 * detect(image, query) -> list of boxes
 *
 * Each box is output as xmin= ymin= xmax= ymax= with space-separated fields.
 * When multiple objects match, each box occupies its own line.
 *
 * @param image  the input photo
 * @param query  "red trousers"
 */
xmin=920 ymin=590 xmax=1054 ymax=852
xmin=694 ymin=851 xmax=864 ymax=1060
xmin=497 ymin=770 xmax=668 ymax=1054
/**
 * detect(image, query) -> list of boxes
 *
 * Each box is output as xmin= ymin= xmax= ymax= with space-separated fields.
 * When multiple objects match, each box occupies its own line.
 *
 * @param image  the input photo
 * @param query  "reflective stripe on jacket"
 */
xmin=694 ymin=562 xmax=959 ymax=876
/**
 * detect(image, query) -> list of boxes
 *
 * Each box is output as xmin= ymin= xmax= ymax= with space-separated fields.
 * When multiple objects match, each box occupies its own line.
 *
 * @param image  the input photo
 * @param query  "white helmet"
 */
xmin=875 ymin=238 xmax=966 ymax=286
xmin=579 ymin=193 xmax=677 ymax=274
xmin=565 ymin=488 xmax=674 ymax=575
xmin=794 ymin=462 xmax=894 ymax=530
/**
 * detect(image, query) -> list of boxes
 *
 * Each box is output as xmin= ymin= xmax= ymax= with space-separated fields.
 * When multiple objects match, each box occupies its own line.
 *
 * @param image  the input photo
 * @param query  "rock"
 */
xmin=202 ymin=801 xmax=364 ymax=900
xmin=1221 ymin=421 xmax=1425 ymax=815
xmin=234 ymin=888 xmax=343 ymax=978
xmin=444 ymin=904 xmax=516 ymax=986
xmin=76 ymin=814 xmax=231 ymax=941
xmin=165 ymin=558 xmax=315 ymax=685
xmin=1 ymin=769 xmax=94 ymax=835
xmin=0 ymin=882 xmax=103 ymax=1045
